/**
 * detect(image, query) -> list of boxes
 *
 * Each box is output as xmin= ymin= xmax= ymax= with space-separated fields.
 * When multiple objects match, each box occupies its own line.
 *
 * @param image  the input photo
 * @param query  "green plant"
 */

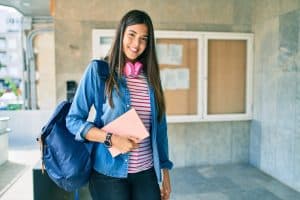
xmin=0 ymin=62 xmax=6 ymax=69
xmin=4 ymin=78 xmax=18 ymax=96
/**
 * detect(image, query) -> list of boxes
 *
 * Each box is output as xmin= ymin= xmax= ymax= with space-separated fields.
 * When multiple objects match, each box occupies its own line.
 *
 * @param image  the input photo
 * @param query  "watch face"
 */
xmin=104 ymin=132 xmax=112 ymax=148
xmin=104 ymin=139 xmax=112 ymax=148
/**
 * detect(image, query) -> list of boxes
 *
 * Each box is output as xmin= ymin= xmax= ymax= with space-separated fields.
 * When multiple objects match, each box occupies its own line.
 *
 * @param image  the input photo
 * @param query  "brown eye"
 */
xmin=128 ymin=33 xmax=135 ymax=37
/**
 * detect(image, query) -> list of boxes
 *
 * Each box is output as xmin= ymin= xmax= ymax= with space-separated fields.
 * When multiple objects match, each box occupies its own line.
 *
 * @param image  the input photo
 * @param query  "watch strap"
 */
xmin=104 ymin=132 xmax=112 ymax=148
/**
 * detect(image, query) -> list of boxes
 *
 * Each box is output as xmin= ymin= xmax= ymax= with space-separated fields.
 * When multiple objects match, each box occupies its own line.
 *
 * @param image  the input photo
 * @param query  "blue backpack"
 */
xmin=38 ymin=60 xmax=109 ymax=192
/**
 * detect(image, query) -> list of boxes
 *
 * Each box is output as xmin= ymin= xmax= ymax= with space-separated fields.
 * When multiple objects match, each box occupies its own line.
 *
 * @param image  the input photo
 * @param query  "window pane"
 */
xmin=208 ymin=39 xmax=246 ymax=114
xmin=156 ymin=38 xmax=198 ymax=115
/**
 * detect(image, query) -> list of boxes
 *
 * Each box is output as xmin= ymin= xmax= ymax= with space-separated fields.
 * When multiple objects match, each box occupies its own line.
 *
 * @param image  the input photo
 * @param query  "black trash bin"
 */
xmin=32 ymin=161 xmax=91 ymax=200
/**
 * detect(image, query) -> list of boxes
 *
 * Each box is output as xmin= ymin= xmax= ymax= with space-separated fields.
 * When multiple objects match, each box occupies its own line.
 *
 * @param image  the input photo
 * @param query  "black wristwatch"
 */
xmin=104 ymin=132 xmax=112 ymax=148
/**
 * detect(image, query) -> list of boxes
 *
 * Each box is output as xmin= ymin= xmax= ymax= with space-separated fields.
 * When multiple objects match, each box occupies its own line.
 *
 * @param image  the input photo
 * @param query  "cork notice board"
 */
xmin=156 ymin=39 xmax=198 ymax=115
xmin=207 ymin=40 xmax=246 ymax=114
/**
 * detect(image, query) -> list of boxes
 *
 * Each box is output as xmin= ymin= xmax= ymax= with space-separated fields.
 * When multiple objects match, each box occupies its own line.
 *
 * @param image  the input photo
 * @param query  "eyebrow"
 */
xmin=127 ymin=29 xmax=148 ymax=38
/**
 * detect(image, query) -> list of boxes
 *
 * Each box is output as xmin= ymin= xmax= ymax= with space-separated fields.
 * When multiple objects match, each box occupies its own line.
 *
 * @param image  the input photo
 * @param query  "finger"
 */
xmin=128 ymin=136 xmax=140 ymax=143
xmin=160 ymin=188 xmax=164 ymax=198
xmin=121 ymin=142 xmax=136 ymax=153
xmin=163 ymin=189 xmax=169 ymax=196
xmin=128 ymin=139 xmax=139 ymax=149
xmin=164 ymin=192 xmax=170 ymax=200
xmin=162 ymin=187 xmax=170 ymax=200
xmin=120 ymin=149 xmax=128 ymax=154
xmin=132 ymin=142 xmax=139 ymax=149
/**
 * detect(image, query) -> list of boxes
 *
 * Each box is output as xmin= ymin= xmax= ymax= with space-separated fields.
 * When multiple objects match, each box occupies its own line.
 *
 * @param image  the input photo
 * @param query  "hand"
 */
xmin=111 ymin=134 xmax=139 ymax=153
xmin=161 ymin=169 xmax=171 ymax=200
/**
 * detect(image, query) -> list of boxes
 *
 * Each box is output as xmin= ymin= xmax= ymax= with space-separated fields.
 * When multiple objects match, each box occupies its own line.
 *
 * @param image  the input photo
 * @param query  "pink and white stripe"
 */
xmin=126 ymin=73 xmax=153 ymax=173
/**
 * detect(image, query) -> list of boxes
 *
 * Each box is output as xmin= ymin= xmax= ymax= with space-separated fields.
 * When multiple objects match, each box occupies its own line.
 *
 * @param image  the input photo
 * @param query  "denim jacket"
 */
xmin=66 ymin=60 xmax=173 ymax=182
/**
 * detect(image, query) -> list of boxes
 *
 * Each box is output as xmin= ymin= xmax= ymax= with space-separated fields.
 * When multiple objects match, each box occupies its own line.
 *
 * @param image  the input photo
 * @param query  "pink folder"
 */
xmin=102 ymin=108 xmax=149 ymax=157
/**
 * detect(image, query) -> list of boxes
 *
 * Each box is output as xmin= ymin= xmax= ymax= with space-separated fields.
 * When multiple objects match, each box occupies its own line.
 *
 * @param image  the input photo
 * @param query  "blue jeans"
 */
xmin=89 ymin=168 xmax=161 ymax=200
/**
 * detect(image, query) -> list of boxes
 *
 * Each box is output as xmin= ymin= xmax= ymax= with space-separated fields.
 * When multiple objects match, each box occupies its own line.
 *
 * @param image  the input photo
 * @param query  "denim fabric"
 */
xmin=89 ymin=168 xmax=160 ymax=200
xmin=66 ymin=60 xmax=173 ymax=182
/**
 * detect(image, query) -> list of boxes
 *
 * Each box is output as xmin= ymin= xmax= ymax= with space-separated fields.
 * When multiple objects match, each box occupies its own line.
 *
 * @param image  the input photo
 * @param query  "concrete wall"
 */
xmin=53 ymin=0 xmax=254 ymax=167
xmin=35 ymin=32 xmax=56 ymax=110
xmin=54 ymin=0 xmax=254 ymax=103
xmin=169 ymin=121 xmax=250 ymax=167
xmin=250 ymin=0 xmax=300 ymax=192
xmin=0 ymin=117 xmax=9 ymax=165
xmin=1 ymin=110 xmax=52 ymax=148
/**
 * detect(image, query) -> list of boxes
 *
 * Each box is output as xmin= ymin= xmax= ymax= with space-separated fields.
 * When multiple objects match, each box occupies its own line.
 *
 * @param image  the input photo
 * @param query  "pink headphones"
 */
xmin=123 ymin=61 xmax=143 ymax=78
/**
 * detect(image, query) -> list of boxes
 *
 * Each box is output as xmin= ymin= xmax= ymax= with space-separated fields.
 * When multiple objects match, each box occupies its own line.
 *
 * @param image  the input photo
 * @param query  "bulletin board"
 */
xmin=207 ymin=39 xmax=246 ymax=114
xmin=156 ymin=39 xmax=198 ymax=115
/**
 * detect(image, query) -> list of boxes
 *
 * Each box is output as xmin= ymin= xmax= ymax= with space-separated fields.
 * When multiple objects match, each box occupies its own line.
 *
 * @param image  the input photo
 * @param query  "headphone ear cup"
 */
xmin=124 ymin=61 xmax=143 ymax=77
xmin=124 ymin=62 xmax=134 ymax=76
xmin=134 ymin=61 xmax=143 ymax=75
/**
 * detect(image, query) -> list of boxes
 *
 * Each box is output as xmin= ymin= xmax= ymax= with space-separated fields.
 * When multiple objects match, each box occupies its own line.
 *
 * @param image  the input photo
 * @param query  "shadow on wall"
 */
xmin=250 ymin=120 xmax=262 ymax=167
xmin=278 ymin=10 xmax=300 ymax=72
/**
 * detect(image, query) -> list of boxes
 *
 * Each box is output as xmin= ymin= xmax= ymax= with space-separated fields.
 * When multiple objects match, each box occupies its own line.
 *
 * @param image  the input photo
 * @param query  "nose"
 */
xmin=132 ymin=37 xmax=140 ymax=48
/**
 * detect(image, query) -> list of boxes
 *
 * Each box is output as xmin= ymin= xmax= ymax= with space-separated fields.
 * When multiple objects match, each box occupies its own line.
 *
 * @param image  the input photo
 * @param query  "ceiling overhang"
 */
xmin=0 ymin=0 xmax=51 ymax=17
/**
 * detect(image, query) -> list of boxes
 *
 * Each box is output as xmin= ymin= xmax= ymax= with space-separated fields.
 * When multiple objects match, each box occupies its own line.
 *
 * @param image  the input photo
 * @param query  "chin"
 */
xmin=126 ymin=56 xmax=138 ymax=61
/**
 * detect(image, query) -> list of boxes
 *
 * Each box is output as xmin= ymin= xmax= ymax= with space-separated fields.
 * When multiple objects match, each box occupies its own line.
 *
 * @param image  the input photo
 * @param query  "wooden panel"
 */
xmin=157 ymin=39 xmax=198 ymax=115
xmin=208 ymin=40 xmax=246 ymax=114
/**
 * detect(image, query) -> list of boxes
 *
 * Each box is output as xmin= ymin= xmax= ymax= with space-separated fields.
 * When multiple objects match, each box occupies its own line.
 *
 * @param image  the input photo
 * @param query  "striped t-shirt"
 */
xmin=126 ymin=73 xmax=153 ymax=173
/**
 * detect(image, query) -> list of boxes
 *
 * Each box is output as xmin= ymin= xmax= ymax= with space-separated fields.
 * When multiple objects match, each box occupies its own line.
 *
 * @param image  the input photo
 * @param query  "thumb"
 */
xmin=128 ymin=136 xmax=140 ymax=143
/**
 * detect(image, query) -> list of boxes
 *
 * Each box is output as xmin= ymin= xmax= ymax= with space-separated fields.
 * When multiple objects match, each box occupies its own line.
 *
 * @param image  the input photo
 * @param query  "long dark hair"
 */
xmin=106 ymin=10 xmax=165 ymax=121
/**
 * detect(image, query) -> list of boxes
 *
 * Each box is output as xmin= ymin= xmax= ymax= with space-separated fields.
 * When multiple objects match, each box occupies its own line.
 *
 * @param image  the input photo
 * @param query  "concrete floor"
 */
xmin=171 ymin=164 xmax=300 ymax=200
xmin=1 ymin=148 xmax=300 ymax=200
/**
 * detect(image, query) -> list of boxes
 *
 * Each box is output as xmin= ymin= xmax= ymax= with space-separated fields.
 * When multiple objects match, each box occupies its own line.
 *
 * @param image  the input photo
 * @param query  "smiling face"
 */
xmin=122 ymin=23 xmax=148 ymax=62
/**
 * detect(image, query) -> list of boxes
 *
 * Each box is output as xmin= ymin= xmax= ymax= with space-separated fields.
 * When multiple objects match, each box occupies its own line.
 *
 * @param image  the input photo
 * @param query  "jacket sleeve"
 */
xmin=66 ymin=61 xmax=100 ymax=141
xmin=157 ymin=114 xmax=173 ymax=169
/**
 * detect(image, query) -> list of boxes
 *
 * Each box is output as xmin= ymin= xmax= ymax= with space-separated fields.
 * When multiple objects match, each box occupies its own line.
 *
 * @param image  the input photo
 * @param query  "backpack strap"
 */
xmin=93 ymin=59 xmax=109 ymax=80
xmin=93 ymin=60 xmax=109 ymax=127
xmin=74 ymin=189 xmax=79 ymax=200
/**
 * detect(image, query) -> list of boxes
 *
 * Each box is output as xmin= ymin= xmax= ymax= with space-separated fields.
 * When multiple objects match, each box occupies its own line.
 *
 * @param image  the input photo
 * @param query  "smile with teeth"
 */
xmin=129 ymin=46 xmax=138 ymax=51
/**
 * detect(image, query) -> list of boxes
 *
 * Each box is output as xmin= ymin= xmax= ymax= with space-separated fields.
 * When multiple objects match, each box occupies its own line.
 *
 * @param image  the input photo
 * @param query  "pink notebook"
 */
xmin=102 ymin=108 xmax=149 ymax=157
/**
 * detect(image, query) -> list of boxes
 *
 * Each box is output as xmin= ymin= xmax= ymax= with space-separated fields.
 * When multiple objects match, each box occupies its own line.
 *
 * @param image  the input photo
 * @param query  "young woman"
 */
xmin=66 ymin=10 xmax=173 ymax=200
